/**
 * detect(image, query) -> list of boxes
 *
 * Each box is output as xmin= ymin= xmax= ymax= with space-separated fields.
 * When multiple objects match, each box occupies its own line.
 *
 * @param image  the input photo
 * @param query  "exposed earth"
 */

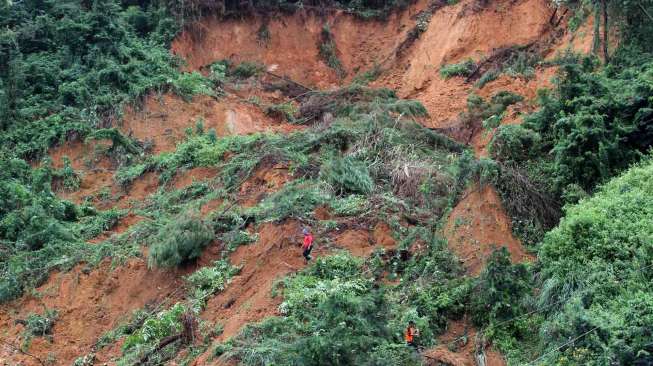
xmin=0 ymin=0 xmax=594 ymax=364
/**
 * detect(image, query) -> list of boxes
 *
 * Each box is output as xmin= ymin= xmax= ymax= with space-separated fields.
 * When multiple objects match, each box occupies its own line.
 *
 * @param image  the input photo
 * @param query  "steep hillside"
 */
xmin=2 ymin=0 xmax=651 ymax=365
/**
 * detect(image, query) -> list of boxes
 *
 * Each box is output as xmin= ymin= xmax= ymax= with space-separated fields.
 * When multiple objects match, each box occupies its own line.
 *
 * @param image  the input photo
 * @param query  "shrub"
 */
xmin=329 ymin=194 xmax=369 ymax=216
xmin=173 ymin=72 xmax=214 ymax=102
xmin=489 ymin=124 xmax=542 ymax=163
xmin=321 ymin=156 xmax=374 ymax=195
xmin=523 ymin=54 xmax=653 ymax=192
xmin=470 ymin=248 xmax=530 ymax=326
xmin=208 ymin=61 xmax=227 ymax=85
xmin=24 ymin=309 xmax=58 ymax=337
xmin=461 ymin=91 xmax=523 ymax=130
xmin=148 ymin=215 xmax=214 ymax=268
xmin=439 ymin=59 xmax=476 ymax=78
xmin=53 ymin=156 xmax=81 ymax=192
xmin=186 ymin=260 xmax=240 ymax=311
xmin=231 ymin=62 xmax=264 ymax=79
xmin=253 ymin=180 xmax=329 ymax=222
xmin=265 ymin=102 xmax=297 ymax=122
xmin=475 ymin=67 xmax=500 ymax=88
xmin=120 ymin=302 xmax=188 ymax=364
xmin=318 ymin=24 xmax=346 ymax=78
xmin=115 ymin=163 xmax=150 ymax=187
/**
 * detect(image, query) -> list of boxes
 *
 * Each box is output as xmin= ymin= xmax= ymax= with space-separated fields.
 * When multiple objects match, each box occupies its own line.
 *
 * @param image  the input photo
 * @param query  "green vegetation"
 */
xmin=321 ymin=156 xmax=374 ymax=195
xmin=0 ymin=0 xmax=215 ymax=302
xmin=23 ymin=309 xmax=58 ymax=338
xmin=478 ymin=2 xmax=653 ymax=362
xmin=222 ymin=247 xmax=469 ymax=365
xmin=119 ymin=303 xmax=190 ymax=365
xmin=147 ymin=214 xmax=214 ymax=268
xmin=439 ymin=59 xmax=476 ymax=79
xmin=461 ymin=91 xmax=523 ymax=130
xmin=186 ymin=259 xmax=240 ymax=311
xmin=183 ymin=0 xmax=415 ymax=20
xmin=318 ymin=24 xmax=346 ymax=78
xmin=4 ymin=0 xmax=653 ymax=365
xmin=535 ymin=158 xmax=653 ymax=364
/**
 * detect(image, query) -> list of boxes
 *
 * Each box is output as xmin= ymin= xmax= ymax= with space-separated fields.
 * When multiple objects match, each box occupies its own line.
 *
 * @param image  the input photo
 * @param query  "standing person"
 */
xmin=302 ymin=227 xmax=314 ymax=262
xmin=405 ymin=321 xmax=419 ymax=350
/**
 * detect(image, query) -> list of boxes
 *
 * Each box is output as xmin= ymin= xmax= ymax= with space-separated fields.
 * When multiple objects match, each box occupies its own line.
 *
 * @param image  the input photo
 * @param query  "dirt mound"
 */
xmin=444 ymin=185 xmax=534 ymax=275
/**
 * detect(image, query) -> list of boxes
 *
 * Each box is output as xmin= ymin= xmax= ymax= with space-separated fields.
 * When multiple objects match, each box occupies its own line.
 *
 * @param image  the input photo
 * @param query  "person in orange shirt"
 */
xmin=405 ymin=320 xmax=419 ymax=350
xmin=302 ymin=227 xmax=314 ymax=262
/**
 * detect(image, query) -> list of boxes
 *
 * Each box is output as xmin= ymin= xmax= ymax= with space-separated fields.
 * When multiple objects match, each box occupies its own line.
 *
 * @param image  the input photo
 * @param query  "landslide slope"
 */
xmin=0 ymin=0 xmax=593 ymax=365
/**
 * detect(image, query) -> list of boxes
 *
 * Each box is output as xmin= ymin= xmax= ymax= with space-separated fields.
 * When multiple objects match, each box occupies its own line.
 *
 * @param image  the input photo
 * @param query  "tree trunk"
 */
xmin=603 ymin=0 xmax=609 ymax=63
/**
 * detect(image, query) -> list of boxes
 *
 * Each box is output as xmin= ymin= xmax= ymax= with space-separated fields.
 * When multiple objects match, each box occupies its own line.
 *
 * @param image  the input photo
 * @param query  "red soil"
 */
xmin=121 ymin=93 xmax=298 ymax=155
xmin=238 ymin=163 xmax=292 ymax=207
xmin=0 ymin=257 xmax=187 ymax=365
xmin=444 ymin=185 xmax=534 ymax=276
xmin=423 ymin=319 xmax=506 ymax=366
xmin=4 ymin=2 xmax=600 ymax=364
xmin=377 ymin=0 xmax=556 ymax=126
xmin=171 ymin=1 xmax=429 ymax=88
xmin=170 ymin=166 xmax=220 ymax=190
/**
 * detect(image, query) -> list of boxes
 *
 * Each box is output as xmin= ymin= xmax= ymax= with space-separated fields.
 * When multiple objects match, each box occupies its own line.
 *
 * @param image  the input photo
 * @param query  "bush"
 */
xmin=231 ymin=62 xmax=264 ymax=79
xmin=173 ymin=72 xmax=214 ymax=102
xmin=148 ymin=215 xmax=214 ymax=268
xmin=321 ymin=156 xmax=374 ymax=195
xmin=475 ymin=68 xmax=500 ymax=88
xmin=253 ymin=180 xmax=330 ymax=222
xmin=318 ymin=24 xmax=346 ymax=78
xmin=265 ymin=102 xmax=297 ymax=122
xmin=439 ymin=59 xmax=476 ymax=78
xmin=186 ymin=260 xmax=240 ymax=311
xmin=24 ymin=309 xmax=58 ymax=337
xmin=470 ymin=248 xmax=530 ymax=326
xmin=120 ymin=302 xmax=188 ymax=364
xmin=461 ymin=91 xmax=523 ymax=130
xmin=489 ymin=124 xmax=541 ymax=163
xmin=523 ymin=54 xmax=653 ymax=192
xmin=329 ymin=194 xmax=369 ymax=216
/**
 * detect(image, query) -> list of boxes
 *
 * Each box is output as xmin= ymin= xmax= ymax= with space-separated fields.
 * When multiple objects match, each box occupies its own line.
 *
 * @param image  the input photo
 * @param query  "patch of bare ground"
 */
xmin=444 ymin=185 xmax=534 ymax=276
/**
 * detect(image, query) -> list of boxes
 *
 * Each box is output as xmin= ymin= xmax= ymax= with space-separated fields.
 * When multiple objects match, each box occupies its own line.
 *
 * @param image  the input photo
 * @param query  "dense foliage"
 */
xmin=222 ymin=241 xmax=472 ymax=366
xmin=0 ymin=0 xmax=195 ymax=302
xmin=484 ymin=7 xmax=653 ymax=361
xmin=535 ymin=158 xmax=653 ymax=365
xmin=0 ymin=0 xmax=183 ymax=158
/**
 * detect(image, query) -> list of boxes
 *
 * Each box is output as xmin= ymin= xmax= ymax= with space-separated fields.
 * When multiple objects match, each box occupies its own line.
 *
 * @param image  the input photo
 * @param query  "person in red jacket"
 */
xmin=405 ymin=321 xmax=419 ymax=350
xmin=302 ymin=227 xmax=314 ymax=262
